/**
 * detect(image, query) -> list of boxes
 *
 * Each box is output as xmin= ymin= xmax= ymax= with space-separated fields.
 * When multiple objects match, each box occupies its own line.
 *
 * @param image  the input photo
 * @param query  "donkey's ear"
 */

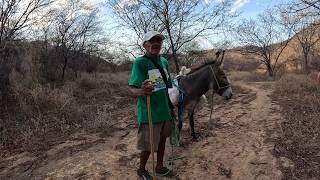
xmin=215 ymin=51 xmax=221 ymax=59
xmin=216 ymin=60 xmax=224 ymax=68
xmin=216 ymin=50 xmax=225 ymax=67
xmin=219 ymin=60 xmax=225 ymax=69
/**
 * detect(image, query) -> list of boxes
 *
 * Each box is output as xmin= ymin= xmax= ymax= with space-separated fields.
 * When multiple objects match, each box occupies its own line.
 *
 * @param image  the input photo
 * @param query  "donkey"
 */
xmin=177 ymin=50 xmax=232 ymax=139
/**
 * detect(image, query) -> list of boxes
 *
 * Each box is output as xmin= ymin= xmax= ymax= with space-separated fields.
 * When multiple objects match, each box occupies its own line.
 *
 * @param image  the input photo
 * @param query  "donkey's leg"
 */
xmin=188 ymin=99 xmax=200 ymax=140
xmin=189 ymin=110 xmax=196 ymax=140
xmin=178 ymin=105 xmax=183 ymax=132
xmin=178 ymin=120 xmax=183 ymax=132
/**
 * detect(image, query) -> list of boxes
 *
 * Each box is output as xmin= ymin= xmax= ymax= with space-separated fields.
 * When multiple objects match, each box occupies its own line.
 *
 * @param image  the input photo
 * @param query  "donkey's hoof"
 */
xmin=191 ymin=134 xmax=198 ymax=141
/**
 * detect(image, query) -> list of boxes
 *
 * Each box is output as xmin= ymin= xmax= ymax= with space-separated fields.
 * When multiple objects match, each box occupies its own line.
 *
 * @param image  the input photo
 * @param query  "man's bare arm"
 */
xmin=129 ymin=87 xmax=144 ymax=97
xmin=129 ymin=80 xmax=154 ymax=97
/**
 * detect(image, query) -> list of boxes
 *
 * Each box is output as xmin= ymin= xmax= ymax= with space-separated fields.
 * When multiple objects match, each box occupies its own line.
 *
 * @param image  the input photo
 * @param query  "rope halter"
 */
xmin=209 ymin=65 xmax=230 ymax=95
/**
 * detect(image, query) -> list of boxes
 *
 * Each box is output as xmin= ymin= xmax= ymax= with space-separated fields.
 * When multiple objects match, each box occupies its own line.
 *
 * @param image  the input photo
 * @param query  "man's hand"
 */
xmin=130 ymin=80 xmax=154 ymax=97
xmin=141 ymin=80 xmax=154 ymax=96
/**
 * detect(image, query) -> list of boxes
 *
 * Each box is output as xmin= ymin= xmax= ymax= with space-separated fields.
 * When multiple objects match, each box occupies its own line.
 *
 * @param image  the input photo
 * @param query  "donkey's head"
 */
xmin=210 ymin=50 xmax=232 ymax=100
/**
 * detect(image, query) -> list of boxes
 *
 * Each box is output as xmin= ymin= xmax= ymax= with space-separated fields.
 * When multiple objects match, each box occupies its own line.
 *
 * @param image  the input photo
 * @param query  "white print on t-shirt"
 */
xmin=148 ymin=68 xmax=169 ymax=92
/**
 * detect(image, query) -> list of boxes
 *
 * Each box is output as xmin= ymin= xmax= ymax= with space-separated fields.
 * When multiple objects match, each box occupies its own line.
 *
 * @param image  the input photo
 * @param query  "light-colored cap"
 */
xmin=141 ymin=31 xmax=164 ymax=46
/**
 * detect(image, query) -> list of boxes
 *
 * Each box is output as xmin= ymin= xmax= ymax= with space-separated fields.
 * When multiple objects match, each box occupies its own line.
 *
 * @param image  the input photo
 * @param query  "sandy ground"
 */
xmin=0 ymin=81 xmax=285 ymax=180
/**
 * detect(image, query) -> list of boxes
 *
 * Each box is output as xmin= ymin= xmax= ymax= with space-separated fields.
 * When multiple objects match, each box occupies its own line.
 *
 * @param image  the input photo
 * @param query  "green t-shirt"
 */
xmin=129 ymin=55 xmax=173 ymax=124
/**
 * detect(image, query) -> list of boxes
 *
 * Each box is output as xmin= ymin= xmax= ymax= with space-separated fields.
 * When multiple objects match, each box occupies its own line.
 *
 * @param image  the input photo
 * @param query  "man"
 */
xmin=129 ymin=31 xmax=176 ymax=179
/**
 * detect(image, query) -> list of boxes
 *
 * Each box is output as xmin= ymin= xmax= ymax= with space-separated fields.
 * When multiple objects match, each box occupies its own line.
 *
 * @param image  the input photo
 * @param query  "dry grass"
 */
xmin=1 ymin=83 xmax=79 ymax=155
xmin=229 ymin=71 xmax=271 ymax=82
xmin=76 ymin=71 xmax=130 ymax=90
xmin=0 ymin=71 xmax=133 ymax=158
xmin=273 ymin=74 xmax=320 ymax=179
xmin=276 ymin=74 xmax=320 ymax=95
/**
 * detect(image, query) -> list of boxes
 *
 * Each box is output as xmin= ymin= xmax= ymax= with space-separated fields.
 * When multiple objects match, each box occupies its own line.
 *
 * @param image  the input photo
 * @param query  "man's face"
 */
xmin=144 ymin=36 xmax=163 ymax=56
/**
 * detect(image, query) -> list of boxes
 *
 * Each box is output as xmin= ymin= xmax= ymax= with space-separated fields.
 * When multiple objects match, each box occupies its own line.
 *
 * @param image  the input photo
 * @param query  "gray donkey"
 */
xmin=177 ymin=50 xmax=233 ymax=139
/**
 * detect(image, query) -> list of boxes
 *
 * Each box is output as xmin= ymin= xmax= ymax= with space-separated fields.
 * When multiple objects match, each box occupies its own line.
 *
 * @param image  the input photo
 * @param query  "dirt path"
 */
xmin=173 ymin=82 xmax=283 ymax=180
xmin=0 ymin=82 xmax=284 ymax=180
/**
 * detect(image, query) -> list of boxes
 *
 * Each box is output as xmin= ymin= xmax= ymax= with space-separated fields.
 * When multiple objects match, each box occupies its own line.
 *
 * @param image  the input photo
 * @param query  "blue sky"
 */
xmin=234 ymin=0 xmax=291 ymax=19
xmin=99 ymin=0 xmax=294 ymax=57
xmin=197 ymin=0 xmax=293 ymax=49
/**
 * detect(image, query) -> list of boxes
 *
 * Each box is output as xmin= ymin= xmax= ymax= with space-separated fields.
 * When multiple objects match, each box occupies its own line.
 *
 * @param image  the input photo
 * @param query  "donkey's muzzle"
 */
xmin=222 ymin=87 xmax=233 ymax=100
xmin=225 ymin=93 xmax=232 ymax=100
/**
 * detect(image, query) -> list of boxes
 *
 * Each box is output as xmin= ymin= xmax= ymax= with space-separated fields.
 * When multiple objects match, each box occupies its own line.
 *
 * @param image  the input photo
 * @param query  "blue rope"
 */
xmin=172 ymin=79 xmax=187 ymax=124
xmin=178 ymin=93 xmax=185 ymax=123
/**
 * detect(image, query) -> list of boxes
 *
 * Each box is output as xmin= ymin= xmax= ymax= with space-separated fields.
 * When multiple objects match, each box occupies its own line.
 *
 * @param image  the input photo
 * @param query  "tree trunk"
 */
xmin=266 ymin=63 xmax=274 ymax=77
xmin=62 ymin=57 xmax=68 ymax=80
xmin=172 ymin=51 xmax=179 ymax=74
xmin=165 ymin=19 xmax=180 ymax=74
xmin=304 ymin=53 xmax=309 ymax=72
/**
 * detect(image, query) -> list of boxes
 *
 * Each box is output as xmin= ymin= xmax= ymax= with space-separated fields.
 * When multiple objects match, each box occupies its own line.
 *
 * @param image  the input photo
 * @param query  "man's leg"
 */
xmin=137 ymin=124 xmax=152 ymax=177
xmin=154 ymin=121 xmax=176 ymax=177
xmin=139 ymin=151 xmax=151 ymax=172
xmin=156 ymin=136 xmax=166 ymax=170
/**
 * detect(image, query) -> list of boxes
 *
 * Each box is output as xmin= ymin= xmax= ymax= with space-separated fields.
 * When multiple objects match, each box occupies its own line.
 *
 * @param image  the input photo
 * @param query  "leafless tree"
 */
xmin=293 ymin=16 xmax=320 ymax=71
xmin=108 ymin=0 xmax=234 ymax=73
xmin=288 ymin=0 xmax=320 ymax=15
xmin=48 ymin=0 xmax=101 ymax=79
xmin=235 ymin=9 xmax=294 ymax=77
xmin=0 ymin=0 xmax=52 ymax=46
xmin=283 ymin=1 xmax=320 ymax=71
xmin=301 ymin=0 xmax=320 ymax=8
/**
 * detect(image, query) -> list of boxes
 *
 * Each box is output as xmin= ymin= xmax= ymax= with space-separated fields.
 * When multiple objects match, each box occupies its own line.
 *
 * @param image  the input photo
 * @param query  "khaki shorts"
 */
xmin=137 ymin=120 xmax=172 ymax=152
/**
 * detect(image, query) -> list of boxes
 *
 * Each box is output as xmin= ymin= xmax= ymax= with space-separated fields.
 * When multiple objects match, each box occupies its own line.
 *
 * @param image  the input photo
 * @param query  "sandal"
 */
xmin=156 ymin=167 xmax=177 ymax=177
xmin=137 ymin=169 xmax=153 ymax=180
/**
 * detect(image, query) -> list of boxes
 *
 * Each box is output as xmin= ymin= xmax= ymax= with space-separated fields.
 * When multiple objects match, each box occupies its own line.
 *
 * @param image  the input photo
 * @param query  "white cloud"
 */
xmin=54 ymin=0 xmax=103 ymax=9
xmin=116 ymin=0 xmax=138 ymax=10
xmin=30 ymin=0 xmax=104 ymax=29
xmin=230 ymin=0 xmax=249 ymax=13
xmin=205 ymin=0 xmax=226 ymax=4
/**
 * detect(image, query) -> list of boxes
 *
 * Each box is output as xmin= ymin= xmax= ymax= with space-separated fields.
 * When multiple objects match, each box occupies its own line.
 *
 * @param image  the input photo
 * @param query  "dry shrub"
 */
xmin=229 ymin=71 xmax=270 ymax=82
xmin=72 ymin=72 xmax=134 ymax=133
xmin=223 ymin=58 xmax=261 ymax=72
xmin=76 ymin=75 xmax=100 ymax=90
xmin=76 ymin=72 xmax=129 ymax=90
xmin=72 ymin=72 xmax=130 ymax=104
xmin=274 ymin=74 xmax=320 ymax=179
xmin=0 ymin=83 xmax=79 ymax=154
xmin=83 ymin=104 xmax=116 ymax=131
xmin=275 ymin=74 xmax=320 ymax=96
xmin=1 ymin=41 xmax=134 ymax=157
xmin=1 ymin=71 xmax=133 ymax=157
